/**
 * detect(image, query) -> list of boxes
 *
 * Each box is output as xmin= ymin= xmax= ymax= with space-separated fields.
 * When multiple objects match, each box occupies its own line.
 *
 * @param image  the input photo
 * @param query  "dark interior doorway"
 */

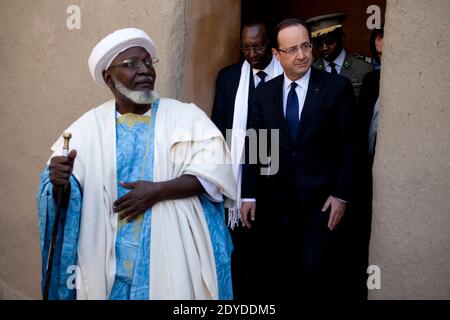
xmin=242 ymin=0 xmax=386 ymax=59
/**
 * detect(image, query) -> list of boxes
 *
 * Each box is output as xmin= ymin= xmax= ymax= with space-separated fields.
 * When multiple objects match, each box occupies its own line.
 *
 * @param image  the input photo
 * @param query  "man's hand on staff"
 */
xmin=49 ymin=150 xmax=77 ymax=198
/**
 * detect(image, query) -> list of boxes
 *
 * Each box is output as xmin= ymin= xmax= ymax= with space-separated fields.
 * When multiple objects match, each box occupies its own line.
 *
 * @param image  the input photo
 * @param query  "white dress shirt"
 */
xmin=252 ymin=57 xmax=277 ymax=87
xmin=324 ymin=48 xmax=346 ymax=74
xmin=282 ymin=68 xmax=311 ymax=120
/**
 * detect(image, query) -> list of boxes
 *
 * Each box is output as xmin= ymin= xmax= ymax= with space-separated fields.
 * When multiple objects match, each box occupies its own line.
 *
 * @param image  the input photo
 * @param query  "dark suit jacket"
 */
xmin=211 ymin=62 xmax=256 ymax=139
xmin=359 ymin=69 xmax=381 ymax=141
xmin=242 ymin=68 xmax=358 ymax=225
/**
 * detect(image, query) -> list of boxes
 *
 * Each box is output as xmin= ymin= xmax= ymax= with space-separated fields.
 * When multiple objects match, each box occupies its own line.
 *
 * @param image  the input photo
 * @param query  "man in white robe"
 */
xmin=37 ymin=28 xmax=236 ymax=300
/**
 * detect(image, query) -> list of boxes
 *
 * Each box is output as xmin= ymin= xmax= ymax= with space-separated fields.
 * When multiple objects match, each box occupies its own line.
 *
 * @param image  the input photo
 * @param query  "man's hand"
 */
xmin=48 ymin=150 xmax=77 ymax=199
xmin=113 ymin=181 xmax=162 ymax=223
xmin=322 ymin=196 xmax=346 ymax=230
xmin=240 ymin=201 xmax=256 ymax=228
xmin=49 ymin=150 xmax=77 ymax=187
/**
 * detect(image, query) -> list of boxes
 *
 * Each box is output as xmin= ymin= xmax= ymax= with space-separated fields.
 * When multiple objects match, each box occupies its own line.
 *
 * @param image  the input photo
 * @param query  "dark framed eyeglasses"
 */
xmin=240 ymin=43 xmax=268 ymax=54
xmin=277 ymin=43 xmax=313 ymax=55
xmin=109 ymin=57 xmax=159 ymax=70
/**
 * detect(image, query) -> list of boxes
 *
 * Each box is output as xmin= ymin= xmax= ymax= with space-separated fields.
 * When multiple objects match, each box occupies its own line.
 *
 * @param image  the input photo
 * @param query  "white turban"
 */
xmin=88 ymin=28 xmax=157 ymax=86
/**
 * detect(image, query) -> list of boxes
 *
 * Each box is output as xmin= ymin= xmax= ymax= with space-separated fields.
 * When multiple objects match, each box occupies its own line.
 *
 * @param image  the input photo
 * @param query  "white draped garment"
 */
xmin=49 ymin=98 xmax=236 ymax=299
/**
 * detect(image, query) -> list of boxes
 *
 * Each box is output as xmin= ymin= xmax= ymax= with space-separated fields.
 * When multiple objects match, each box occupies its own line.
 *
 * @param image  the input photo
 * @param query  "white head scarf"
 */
xmin=88 ymin=28 xmax=157 ymax=86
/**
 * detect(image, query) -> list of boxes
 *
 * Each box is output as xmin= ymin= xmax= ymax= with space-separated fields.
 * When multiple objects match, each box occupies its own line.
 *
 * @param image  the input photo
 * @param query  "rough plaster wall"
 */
xmin=182 ymin=0 xmax=240 ymax=114
xmin=0 ymin=0 xmax=186 ymax=299
xmin=369 ymin=0 xmax=450 ymax=299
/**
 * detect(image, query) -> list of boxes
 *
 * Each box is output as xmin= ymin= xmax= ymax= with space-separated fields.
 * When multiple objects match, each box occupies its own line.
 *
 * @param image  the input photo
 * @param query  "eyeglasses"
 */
xmin=240 ymin=43 xmax=268 ymax=54
xmin=277 ymin=43 xmax=312 ymax=55
xmin=109 ymin=57 xmax=159 ymax=70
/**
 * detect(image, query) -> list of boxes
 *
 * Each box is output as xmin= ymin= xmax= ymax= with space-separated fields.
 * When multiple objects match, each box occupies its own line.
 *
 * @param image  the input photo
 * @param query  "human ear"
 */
xmin=272 ymin=48 xmax=280 ymax=61
xmin=102 ymin=70 xmax=115 ymax=89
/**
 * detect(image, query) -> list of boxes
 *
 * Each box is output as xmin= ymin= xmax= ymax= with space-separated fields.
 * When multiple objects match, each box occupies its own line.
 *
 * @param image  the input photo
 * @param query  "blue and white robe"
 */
xmin=37 ymin=98 xmax=236 ymax=300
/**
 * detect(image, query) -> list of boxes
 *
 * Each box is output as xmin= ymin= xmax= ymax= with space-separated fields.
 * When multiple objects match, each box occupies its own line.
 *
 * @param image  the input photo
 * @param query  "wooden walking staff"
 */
xmin=43 ymin=132 xmax=72 ymax=300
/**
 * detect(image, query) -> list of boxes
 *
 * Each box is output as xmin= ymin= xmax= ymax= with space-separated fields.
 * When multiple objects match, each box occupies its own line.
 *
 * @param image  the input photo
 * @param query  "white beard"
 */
xmin=112 ymin=75 xmax=155 ymax=105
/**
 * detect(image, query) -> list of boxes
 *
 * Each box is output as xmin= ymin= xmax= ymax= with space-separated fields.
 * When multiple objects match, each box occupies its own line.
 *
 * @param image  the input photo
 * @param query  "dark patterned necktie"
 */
xmin=329 ymin=61 xmax=338 ymax=74
xmin=256 ymin=71 xmax=267 ymax=87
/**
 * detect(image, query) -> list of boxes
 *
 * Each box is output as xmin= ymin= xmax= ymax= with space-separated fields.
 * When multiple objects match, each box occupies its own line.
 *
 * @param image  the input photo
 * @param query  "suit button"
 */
xmin=292 ymin=151 xmax=296 ymax=156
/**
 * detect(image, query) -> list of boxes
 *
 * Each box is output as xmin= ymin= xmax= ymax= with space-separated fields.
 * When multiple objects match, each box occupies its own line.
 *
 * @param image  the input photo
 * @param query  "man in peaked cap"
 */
xmin=306 ymin=12 xmax=373 ymax=103
xmin=36 ymin=28 xmax=236 ymax=300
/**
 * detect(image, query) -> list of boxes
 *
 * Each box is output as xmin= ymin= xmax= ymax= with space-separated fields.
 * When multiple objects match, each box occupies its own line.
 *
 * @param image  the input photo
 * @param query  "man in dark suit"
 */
xmin=241 ymin=18 xmax=358 ymax=299
xmin=211 ymin=20 xmax=283 ymax=299
xmin=212 ymin=20 xmax=282 ymax=138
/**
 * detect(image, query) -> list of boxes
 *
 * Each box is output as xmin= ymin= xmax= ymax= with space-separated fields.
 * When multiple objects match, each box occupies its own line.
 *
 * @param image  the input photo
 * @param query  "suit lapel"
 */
xmin=295 ymin=68 xmax=323 ymax=145
xmin=227 ymin=64 xmax=242 ymax=128
xmin=248 ymin=68 xmax=256 ymax=106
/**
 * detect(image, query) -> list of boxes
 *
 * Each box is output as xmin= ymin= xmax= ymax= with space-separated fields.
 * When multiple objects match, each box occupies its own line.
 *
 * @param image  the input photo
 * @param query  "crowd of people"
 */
xmin=37 ymin=11 xmax=383 ymax=300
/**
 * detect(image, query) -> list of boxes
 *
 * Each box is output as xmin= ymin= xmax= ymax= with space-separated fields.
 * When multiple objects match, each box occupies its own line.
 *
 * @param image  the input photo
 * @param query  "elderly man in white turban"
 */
xmin=36 ymin=28 xmax=236 ymax=300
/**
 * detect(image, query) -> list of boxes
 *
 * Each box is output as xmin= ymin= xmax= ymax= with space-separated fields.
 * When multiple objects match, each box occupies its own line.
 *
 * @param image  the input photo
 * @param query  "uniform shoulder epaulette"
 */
xmin=352 ymin=53 xmax=372 ymax=64
xmin=312 ymin=58 xmax=325 ymax=70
